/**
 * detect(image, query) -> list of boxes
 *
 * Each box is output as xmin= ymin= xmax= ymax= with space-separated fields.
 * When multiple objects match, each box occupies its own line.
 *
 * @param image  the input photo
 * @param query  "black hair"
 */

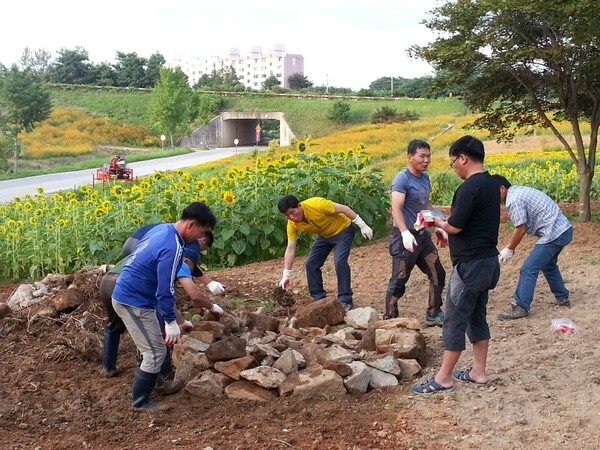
xmin=181 ymin=202 xmax=217 ymax=228
xmin=407 ymin=139 xmax=430 ymax=155
xmin=449 ymin=135 xmax=485 ymax=163
xmin=491 ymin=174 xmax=512 ymax=189
xmin=277 ymin=195 xmax=300 ymax=213
xmin=203 ymin=230 xmax=214 ymax=247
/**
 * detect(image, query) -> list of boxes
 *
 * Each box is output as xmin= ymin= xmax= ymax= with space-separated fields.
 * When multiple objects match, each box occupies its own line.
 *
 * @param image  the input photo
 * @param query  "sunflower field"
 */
xmin=0 ymin=147 xmax=389 ymax=282
xmin=430 ymin=150 xmax=600 ymax=205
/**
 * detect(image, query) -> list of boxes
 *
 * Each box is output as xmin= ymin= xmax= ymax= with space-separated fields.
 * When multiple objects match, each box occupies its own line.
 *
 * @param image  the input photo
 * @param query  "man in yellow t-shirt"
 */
xmin=277 ymin=195 xmax=373 ymax=311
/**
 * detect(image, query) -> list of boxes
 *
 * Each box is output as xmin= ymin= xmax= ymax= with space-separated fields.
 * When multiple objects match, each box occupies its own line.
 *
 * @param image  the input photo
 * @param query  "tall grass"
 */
xmin=19 ymin=108 xmax=159 ymax=158
xmin=50 ymin=86 xmax=153 ymax=127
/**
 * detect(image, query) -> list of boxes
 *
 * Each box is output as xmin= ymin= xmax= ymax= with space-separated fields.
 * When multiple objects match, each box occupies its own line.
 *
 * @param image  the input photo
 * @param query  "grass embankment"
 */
xmin=6 ymin=86 xmax=466 ymax=181
xmin=48 ymin=85 xmax=466 ymax=137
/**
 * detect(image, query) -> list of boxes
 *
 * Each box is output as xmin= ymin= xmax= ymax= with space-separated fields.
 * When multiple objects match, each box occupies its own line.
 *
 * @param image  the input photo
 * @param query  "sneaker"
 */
xmin=556 ymin=297 xmax=571 ymax=308
xmin=341 ymin=302 xmax=354 ymax=312
xmin=101 ymin=367 xmax=120 ymax=378
xmin=155 ymin=376 xmax=181 ymax=395
xmin=497 ymin=304 xmax=529 ymax=320
xmin=424 ymin=310 xmax=445 ymax=326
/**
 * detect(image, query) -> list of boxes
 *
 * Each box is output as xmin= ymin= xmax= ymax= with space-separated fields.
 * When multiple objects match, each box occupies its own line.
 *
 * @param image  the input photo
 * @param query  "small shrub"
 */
xmin=371 ymin=107 xmax=420 ymax=124
xmin=327 ymin=100 xmax=351 ymax=124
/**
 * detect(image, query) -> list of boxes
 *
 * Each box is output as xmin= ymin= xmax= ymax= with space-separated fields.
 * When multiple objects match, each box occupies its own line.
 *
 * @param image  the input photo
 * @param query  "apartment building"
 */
xmin=169 ymin=44 xmax=304 ymax=90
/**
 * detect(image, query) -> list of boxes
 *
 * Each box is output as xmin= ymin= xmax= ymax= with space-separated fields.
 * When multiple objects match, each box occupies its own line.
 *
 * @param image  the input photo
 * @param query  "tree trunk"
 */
xmin=578 ymin=162 xmax=592 ymax=222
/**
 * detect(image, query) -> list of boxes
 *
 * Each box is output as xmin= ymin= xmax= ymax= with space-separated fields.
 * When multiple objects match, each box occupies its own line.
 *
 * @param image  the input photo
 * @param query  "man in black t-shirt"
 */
xmin=412 ymin=135 xmax=501 ymax=394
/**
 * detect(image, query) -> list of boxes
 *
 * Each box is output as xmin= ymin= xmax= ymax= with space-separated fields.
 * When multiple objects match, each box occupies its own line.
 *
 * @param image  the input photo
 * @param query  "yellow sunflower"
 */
xmin=194 ymin=180 xmax=207 ymax=192
xmin=110 ymin=185 xmax=124 ymax=197
xmin=221 ymin=191 xmax=236 ymax=204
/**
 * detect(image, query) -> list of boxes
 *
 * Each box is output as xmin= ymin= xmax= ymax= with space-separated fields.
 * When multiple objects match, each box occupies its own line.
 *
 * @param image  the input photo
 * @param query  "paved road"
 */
xmin=0 ymin=146 xmax=254 ymax=203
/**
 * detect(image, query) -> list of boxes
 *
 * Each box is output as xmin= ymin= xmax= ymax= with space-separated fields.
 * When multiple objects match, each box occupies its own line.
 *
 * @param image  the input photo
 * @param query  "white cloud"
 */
xmin=2 ymin=0 xmax=441 ymax=90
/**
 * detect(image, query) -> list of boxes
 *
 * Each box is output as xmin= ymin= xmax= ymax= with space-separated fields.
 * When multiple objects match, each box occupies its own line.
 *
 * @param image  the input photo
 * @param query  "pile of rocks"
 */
xmin=173 ymin=297 xmax=426 ymax=401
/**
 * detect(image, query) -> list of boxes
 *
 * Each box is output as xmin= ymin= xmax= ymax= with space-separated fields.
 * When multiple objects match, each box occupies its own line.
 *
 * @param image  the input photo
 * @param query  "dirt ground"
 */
xmin=1 ymin=213 xmax=599 ymax=450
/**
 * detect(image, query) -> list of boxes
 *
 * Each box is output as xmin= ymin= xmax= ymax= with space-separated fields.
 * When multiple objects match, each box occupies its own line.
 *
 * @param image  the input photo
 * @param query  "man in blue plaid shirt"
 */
xmin=492 ymin=175 xmax=573 ymax=320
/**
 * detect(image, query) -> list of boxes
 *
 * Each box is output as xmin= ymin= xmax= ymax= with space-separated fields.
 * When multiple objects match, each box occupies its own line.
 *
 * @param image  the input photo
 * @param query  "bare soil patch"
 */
xmin=1 ymin=216 xmax=599 ymax=450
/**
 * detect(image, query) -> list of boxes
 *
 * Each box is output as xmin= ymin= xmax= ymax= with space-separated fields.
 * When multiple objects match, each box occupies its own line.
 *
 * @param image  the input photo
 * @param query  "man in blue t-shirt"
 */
xmin=412 ymin=136 xmax=500 ymax=394
xmin=111 ymin=202 xmax=217 ymax=410
xmin=100 ymin=233 xmax=224 ymax=382
xmin=384 ymin=140 xmax=447 ymax=326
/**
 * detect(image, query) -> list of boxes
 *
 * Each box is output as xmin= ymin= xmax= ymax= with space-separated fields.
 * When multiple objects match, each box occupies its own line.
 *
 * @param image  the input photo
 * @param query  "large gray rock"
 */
xmin=344 ymin=361 xmax=371 ymax=394
xmin=240 ymin=366 xmax=287 ymax=389
xmin=344 ymin=307 xmax=378 ymax=329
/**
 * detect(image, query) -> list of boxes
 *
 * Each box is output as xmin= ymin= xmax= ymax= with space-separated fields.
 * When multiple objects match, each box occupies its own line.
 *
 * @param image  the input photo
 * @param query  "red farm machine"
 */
xmin=92 ymin=155 xmax=137 ymax=188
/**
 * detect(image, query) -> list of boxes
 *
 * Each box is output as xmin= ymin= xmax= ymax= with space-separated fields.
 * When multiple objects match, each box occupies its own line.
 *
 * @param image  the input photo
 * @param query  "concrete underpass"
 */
xmin=180 ymin=111 xmax=295 ymax=149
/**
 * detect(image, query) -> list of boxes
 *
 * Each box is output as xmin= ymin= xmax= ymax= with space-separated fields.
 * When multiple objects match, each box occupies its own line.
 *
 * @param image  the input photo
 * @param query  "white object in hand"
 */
xmin=499 ymin=247 xmax=514 ymax=263
xmin=207 ymin=280 xmax=225 ymax=294
xmin=401 ymin=230 xmax=417 ymax=252
xmin=164 ymin=320 xmax=181 ymax=345
xmin=279 ymin=269 xmax=292 ymax=289
xmin=209 ymin=303 xmax=224 ymax=316
xmin=352 ymin=215 xmax=373 ymax=239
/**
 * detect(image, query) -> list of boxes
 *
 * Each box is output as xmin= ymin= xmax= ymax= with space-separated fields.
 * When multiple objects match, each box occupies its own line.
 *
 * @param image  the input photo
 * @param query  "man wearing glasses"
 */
xmin=412 ymin=135 xmax=501 ymax=394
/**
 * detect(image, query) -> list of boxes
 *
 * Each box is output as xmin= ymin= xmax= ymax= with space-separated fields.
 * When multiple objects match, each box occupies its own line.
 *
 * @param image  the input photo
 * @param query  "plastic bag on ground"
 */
xmin=551 ymin=318 xmax=577 ymax=334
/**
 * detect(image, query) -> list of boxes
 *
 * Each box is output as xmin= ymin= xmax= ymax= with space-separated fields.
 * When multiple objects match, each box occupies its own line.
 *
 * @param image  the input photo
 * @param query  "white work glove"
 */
xmin=499 ymin=247 xmax=514 ymax=263
xmin=180 ymin=320 xmax=194 ymax=332
xmin=279 ymin=269 xmax=292 ymax=289
xmin=414 ymin=212 xmax=429 ymax=231
xmin=207 ymin=280 xmax=225 ymax=294
xmin=209 ymin=303 xmax=224 ymax=316
xmin=164 ymin=320 xmax=181 ymax=345
xmin=435 ymin=227 xmax=448 ymax=248
xmin=401 ymin=230 xmax=417 ymax=252
xmin=352 ymin=215 xmax=373 ymax=239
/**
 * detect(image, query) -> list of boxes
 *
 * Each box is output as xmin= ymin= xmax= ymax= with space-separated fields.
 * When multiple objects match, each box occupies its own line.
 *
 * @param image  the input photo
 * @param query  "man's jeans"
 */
xmin=305 ymin=225 xmax=355 ymax=304
xmin=515 ymin=227 xmax=572 ymax=311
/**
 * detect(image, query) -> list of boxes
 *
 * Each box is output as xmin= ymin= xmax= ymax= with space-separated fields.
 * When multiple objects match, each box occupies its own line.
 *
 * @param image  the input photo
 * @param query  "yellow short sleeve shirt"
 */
xmin=286 ymin=197 xmax=351 ymax=241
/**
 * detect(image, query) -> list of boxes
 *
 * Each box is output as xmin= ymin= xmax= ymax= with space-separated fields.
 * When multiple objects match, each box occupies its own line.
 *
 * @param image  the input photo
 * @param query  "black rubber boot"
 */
xmin=384 ymin=294 xmax=400 ymax=319
xmin=101 ymin=328 xmax=121 ymax=377
xmin=131 ymin=368 xmax=162 ymax=410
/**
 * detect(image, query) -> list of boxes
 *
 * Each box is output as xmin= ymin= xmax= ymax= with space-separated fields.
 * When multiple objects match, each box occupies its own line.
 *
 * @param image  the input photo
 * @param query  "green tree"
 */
xmin=49 ymin=47 xmax=93 ymax=84
xmin=149 ymin=67 xmax=196 ymax=148
xmin=327 ymin=100 xmax=351 ymax=124
xmin=88 ymin=62 xmax=116 ymax=86
xmin=0 ymin=66 xmax=52 ymax=172
xmin=194 ymin=66 xmax=243 ymax=91
xmin=287 ymin=72 xmax=313 ymax=90
xmin=411 ymin=0 xmax=600 ymax=221
xmin=197 ymin=93 xmax=225 ymax=124
xmin=262 ymin=75 xmax=280 ymax=91
xmin=145 ymin=52 xmax=166 ymax=88
xmin=113 ymin=52 xmax=148 ymax=88
xmin=18 ymin=47 xmax=52 ymax=82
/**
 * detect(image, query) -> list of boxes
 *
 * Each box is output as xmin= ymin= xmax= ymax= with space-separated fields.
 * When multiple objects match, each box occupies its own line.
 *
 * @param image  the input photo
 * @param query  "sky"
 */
xmin=1 ymin=0 xmax=442 ymax=91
